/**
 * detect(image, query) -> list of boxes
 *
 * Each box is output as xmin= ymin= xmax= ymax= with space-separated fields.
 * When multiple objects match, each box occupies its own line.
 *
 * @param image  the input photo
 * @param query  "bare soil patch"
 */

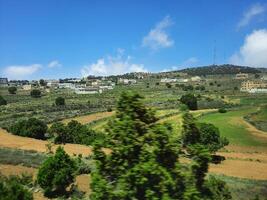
xmin=0 ymin=128 xmax=92 ymax=156
xmin=61 ymin=111 xmax=114 ymax=125
xmin=209 ymin=159 xmax=267 ymax=180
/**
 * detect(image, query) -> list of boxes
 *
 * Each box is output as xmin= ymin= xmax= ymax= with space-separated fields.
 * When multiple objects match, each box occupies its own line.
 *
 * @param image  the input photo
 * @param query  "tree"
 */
xmin=181 ymin=113 xmax=201 ymax=146
xmin=30 ymin=89 xmax=41 ymax=98
xmin=37 ymin=147 xmax=77 ymax=197
xmin=90 ymin=92 xmax=232 ymax=200
xmin=90 ymin=91 xmax=187 ymax=200
xmin=198 ymin=123 xmax=229 ymax=153
xmin=0 ymin=96 xmax=7 ymax=106
xmin=55 ymin=97 xmax=65 ymax=106
xmin=39 ymin=79 xmax=47 ymax=87
xmin=49 ymin=120 xmax=98 ymax=145
xmin=0 ymin=174 xmax=33 ymax=200
xmin=48 ymin=122 xmax=68 ymax=144
xmin=8 ymin=86 xmax=17 ymax=94
xmin=180 ymin=94 xmax=198 ymax=110
xmin=9 ymin=118 xmax=47 ymax=139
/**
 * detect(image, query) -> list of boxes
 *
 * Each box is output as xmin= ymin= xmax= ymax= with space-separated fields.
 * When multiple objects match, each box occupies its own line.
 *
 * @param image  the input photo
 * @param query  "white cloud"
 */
xmin=142 ymin=16 xmax=174 ymax=50
xmin=237 ymin=3 xmax=265 ymax=29
xmin=3 ymin=64 xmax=42 ymax=79
xmin=48 ymin=60 xmax=62 ymax=68
xmin=81 ymin=51 xmax=147 ymax=77
xmin=229 ymin=29 xmax=267 ymax=67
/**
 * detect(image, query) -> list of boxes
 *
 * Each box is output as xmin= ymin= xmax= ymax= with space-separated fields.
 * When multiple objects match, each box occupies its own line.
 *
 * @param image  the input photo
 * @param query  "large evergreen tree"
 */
xmin=90 ymin=91 xmax=231 ymax=200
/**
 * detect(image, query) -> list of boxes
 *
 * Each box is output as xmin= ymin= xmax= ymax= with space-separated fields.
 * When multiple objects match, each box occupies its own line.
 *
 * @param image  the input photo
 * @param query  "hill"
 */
xmin=177 ymin=64 xmax=261 ymax=76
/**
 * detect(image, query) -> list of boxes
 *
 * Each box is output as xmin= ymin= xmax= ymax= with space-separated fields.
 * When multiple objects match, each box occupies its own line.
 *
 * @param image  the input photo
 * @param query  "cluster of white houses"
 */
xmin=0 ymin=77 xmax=139 ymax=95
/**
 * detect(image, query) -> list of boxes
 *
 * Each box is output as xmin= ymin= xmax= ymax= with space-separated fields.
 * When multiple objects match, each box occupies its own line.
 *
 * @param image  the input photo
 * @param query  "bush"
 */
xmin=107 ymin=107 xmax=112 ymax=112
xmin=9 ymin=118 xmax=48 ymax=140
xmin=8 ymin=87 xmax=17 ymax=94
xmin=0 ymin=96 xmax=7 ymax=106
xmin=49 ymin=120 xmax=99 ymax=145
xmin=37 ymin=147 xmax=77 ymax=197
xmin=30 ymin=89 xmax=41 ymax=98
xmin=55 ymin=97 xmax=65 ymax=106
xmin=218 ymin=108 xmax=227 ymax=113
xmin=0 ymin=174 xmax=33 ymax=200
xmin=180 ymin=93 xmax=198 ymax=110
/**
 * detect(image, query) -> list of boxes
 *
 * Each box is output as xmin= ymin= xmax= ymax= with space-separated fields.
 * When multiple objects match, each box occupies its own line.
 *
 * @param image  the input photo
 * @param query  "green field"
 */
xmin=198 ymin=107 xmax=267 ymax=147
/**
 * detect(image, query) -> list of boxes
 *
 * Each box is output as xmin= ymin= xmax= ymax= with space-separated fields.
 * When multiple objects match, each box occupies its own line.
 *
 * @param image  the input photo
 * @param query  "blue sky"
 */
xmin=0 ymin=0 xmax=267 ymax=80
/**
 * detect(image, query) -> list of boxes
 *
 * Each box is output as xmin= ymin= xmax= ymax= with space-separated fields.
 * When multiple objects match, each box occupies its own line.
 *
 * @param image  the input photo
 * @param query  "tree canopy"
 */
xmin=180 ymin=94 xmax=198 ymax=110
xmin=90 ymin=91 xmax=231 ymax=200
xmin=8 ymin=86 xmax=17 ymax=94
xmin=30 ymin=89 xmax=41 ymax=98
xmin=37 ymin=147 xmax=77 ymax=197
xmin=0 ymin=96 xmax=7 ymax=106
xmin=9 ymin=118 xmax=47 ymax=140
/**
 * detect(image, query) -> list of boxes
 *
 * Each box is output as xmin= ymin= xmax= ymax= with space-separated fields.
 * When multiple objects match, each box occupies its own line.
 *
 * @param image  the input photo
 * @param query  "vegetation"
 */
xmin=9 ymin=118 xmax=48 ymax=140
xmin=55 ymin=96 xmax=65 ymax=106
xmin=0 ymin=95 xmax=7 ymax=106
xmin=0 ymin=174 xmax=33 ymax=200
xmin=0 ymin=148 xmax=46 ymax=168
xmin=179 ymin=64 xmax=261 ymax=76
xmin=30 ymin=89 xmax=41 ymax=98
xmin=37 ymin=147 xmax=77 ymax=197
xmin=180 ymin=93 xmax=198 ymax=110
xmin=90 ymin=91 xmax=231 ymax=200
xmin=218 ymin=108 xmax=227 ymax=113
xmin=49 ymin=120 xmax=106 ymax=145
xmin=8 ymin=86 xmax=17 ymax=94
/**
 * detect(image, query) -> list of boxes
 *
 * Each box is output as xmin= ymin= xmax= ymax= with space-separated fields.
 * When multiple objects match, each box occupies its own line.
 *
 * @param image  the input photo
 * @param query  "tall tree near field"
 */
xmin=90 ymin=91 xmax=187 ymax=199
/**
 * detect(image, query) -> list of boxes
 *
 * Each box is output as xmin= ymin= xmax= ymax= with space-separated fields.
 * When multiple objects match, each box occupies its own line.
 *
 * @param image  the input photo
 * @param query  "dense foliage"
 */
xmin=0 ymin=95 xmax=7 ymax=106
xmin=181 ymin=113 xmax=229 ymax=153
xmin=90 ymin=91 xmax=231 ymax=200
xmin=30 ymin=89 xmax=41 ymax=98
xmin=9 ymin=118 xmax=47 ymax=139
xmin=49 ymin=120 xmax=105 ymax=145
xmin=0 ymin=174 xmax=33 ymax=200
xmin=55 ymin=97 xmax=65 ymax=106
xmin=180 ymin=93 xmax=198 ymax=110
xmin=37 ymin=147 xmax=77 ymax=197
xmin=8 ymin=86 xmax=17 ymax=94
xmin=179 ymin=64 xmax=260 ymax=75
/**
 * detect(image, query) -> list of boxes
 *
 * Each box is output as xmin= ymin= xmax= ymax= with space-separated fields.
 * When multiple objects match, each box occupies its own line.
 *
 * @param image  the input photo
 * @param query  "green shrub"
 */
xmin=37 ymin=147 xmax=77 ymax=197
xmin=218 ymin=108 xmax=227 ymax=113
xmin=55 ymin=97 xmax=65 ymax=106
xmin=9 ymin=118 xmax=47 ymax=140
xmin=8 ymin=87 xmax=17 ymax=94
xmin=180 ymin=93 xmax=198 ymax=110
xmin=0 ymin=96 xmax=7 ymax=106
xmin=30 ymin=89 xmax=41 ymax=98
xmin=0 ymin=174 xmax=33 ymax=200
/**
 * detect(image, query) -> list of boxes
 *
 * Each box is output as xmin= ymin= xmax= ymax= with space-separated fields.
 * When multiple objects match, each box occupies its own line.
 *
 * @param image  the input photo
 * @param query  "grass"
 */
xmin=211 ymin=174 xmax=267 ymax=200
xmin=0 ymin=147 xmax=47 ymax=168
xmin=198 ymin=107 xmax=267 ymax=147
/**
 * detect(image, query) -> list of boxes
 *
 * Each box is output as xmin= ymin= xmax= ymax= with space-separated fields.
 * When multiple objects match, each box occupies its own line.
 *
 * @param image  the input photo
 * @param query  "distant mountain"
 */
xmin=177 ymin=64 xmax=262 ymax=76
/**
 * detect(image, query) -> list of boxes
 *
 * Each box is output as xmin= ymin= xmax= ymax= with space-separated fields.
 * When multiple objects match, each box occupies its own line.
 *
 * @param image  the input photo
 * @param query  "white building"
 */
xmin=191 ymin=76 xmax=202 ymax=82
xmin=160 ymin=78 xmax=177 ymax=83
xmin=46 ymin=79 xmax=59 ymax=88
xmin=22 ymin=84 xmax=32 ymax=90
xmin=119 ymin=78 xmax=137 ymax=84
